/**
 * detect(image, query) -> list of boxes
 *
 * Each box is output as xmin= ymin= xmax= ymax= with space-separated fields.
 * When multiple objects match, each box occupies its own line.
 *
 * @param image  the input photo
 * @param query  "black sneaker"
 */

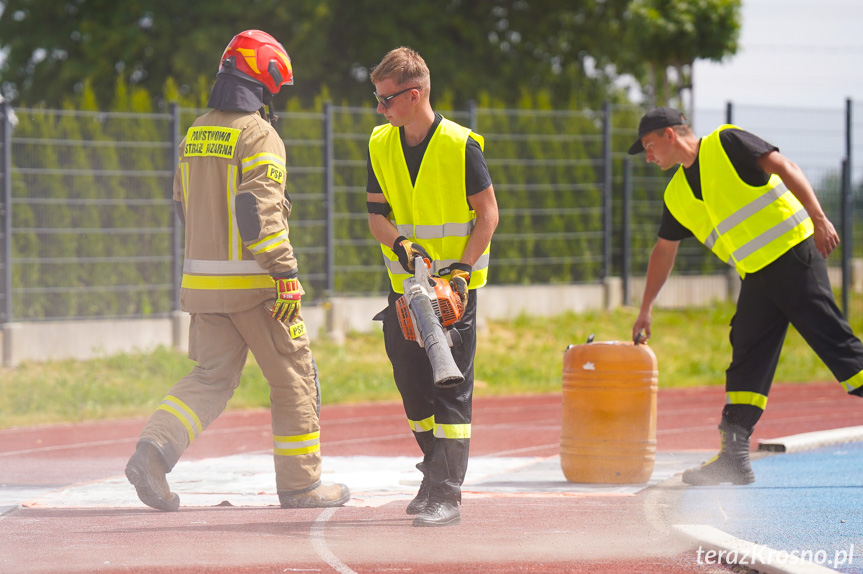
xmin=125 ymin=442 xmax=180 ymax=511
xmin=412 ymin=500 xmax=460 ymax=527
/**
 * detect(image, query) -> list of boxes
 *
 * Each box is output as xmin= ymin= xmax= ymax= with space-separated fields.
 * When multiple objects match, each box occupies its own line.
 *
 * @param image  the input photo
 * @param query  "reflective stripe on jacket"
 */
xmin=369 ymin=117 xmax=490 ymax=293
xmin=665 ymin=124 xmax=813 ymax=278
xmin=173 ymin=110 xmax=297 ymax=313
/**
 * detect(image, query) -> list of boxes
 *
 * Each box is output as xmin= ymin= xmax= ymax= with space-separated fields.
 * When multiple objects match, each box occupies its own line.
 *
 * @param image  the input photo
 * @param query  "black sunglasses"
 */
xmin=374 ymin=86 xmax=421 ymax=109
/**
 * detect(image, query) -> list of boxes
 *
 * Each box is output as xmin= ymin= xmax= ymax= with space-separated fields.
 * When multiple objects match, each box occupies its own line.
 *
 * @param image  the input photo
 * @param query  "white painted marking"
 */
xmin=673 ymin=524 xmax=842 ymax=574
xmin=13 ymin=454 xmax=701 ymax=509
xmin=310 ymin=507 xmax=355 ymax=574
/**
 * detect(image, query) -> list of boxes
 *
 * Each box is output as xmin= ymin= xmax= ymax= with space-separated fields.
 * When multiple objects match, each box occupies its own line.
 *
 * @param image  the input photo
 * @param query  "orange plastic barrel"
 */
xmin=560 ymin=340 xmax=658 ymax=484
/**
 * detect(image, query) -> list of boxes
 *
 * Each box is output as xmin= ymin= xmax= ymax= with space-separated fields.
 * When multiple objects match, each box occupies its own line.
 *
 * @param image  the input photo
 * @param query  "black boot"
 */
xmin=413 ymin=499 xmax=461 ymax=527
xmin=682 ymin=420 xmax=755 ymax=486
xmin=125 ymin=440 xmax=180 ymax=511
xmin=406 ymin=462 xmax=430 ymax=515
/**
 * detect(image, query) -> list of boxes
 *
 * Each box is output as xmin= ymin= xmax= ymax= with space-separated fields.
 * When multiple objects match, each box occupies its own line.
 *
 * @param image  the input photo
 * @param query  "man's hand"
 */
xmin=812 ymin=216 xmax=840 ymax=258
xmin=393 ymin=236 xmax=431 ymax=273
xmin=272 ymin=277 xmax=301 ymax=322
xmin=443 ymin=263 xmax=471 ymax=308
xmin=632 ymin=311 xmax=651 ymax=344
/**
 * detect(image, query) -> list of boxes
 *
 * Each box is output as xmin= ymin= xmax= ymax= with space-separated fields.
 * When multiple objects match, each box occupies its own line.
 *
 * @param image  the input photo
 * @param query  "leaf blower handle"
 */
xmin=392 ymin=236 xmax=431 ymax=273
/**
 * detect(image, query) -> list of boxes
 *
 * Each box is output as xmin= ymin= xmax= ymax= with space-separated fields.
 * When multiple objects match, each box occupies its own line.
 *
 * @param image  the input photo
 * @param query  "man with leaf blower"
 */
xmin=366 ymin=46 xmax=498 ymax=527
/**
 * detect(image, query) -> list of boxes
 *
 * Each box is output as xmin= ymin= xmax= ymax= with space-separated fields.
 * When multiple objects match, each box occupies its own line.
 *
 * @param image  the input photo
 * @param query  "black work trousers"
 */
xmin=382 ymin=287 xmax=477 ymax=504
xmin=727 ymin=236 xmax=863 ymax=413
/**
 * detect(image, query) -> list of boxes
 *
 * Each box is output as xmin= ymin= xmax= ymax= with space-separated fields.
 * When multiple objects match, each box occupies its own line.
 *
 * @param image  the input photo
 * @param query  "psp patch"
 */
xmin=290 ymin=321 xmax=306 ymax=339
xmin=267 ymin=164 xmax=286 ymax=184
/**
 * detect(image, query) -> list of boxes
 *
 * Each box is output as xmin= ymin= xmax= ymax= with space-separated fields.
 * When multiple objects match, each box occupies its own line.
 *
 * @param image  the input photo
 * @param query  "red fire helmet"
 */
xmin=218 ymin=30 xmax=293 ymax=94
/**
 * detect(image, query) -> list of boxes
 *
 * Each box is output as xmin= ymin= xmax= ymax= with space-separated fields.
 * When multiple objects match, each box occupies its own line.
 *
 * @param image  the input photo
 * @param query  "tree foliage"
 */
xmin=0 ymin=0 xmax=740 ymax=110
xmin=625 ymin=0 xmax=742 ymax=110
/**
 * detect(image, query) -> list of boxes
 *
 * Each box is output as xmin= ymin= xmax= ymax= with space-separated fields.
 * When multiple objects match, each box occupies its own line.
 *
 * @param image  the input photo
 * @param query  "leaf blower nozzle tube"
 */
xmin=407 ymin=286 xmax=464 ymax=388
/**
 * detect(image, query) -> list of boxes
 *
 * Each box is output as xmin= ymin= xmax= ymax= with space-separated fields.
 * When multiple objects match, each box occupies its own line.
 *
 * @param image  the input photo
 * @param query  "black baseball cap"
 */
xmin=627 ymin=107 xmax=687 ymax=154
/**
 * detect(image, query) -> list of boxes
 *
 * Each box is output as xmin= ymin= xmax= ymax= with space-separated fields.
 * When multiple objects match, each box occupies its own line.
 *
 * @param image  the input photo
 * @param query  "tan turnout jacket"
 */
xmin=173 ymin=109 xmax=298 ymax=313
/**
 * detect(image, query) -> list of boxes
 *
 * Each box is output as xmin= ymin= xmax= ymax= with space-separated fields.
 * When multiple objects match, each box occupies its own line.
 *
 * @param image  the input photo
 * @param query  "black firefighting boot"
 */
xmin=412 ymin=437 xmax=467 ymax=527
xmin=125 ymin=440 xmax=180 ymax=511
xmin=278 ymin=481 xmax=351 ymax=508
xmin=681 ymin=420 xmax=755 ymax=486
xmin=406 ymin=431 xmax=436 ymax=515
xmin=413 ymin=499 xmax=461 ymax=527
xmin=406 ymin=462 xmax=430 ymax=515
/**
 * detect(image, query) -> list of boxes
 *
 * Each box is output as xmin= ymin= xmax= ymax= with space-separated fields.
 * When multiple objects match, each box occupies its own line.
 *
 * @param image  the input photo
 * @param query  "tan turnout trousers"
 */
xmin=140 ymin=303 xmax=320 ymax=493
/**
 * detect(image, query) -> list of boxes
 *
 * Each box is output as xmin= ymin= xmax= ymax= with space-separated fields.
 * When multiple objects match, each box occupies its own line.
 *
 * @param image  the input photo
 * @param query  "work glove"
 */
xmin=443 ymin=262 xmax=471 ymax=308
xmin=392 ymin=236 xmax=431 ymax=273
xmin=272 ymin=277 xmax=301 ymax=323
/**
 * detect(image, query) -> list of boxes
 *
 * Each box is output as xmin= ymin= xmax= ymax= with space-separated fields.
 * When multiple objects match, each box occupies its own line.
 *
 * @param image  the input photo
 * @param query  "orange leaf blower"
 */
xmin=395 ymin=257 xmax=465 ymax=387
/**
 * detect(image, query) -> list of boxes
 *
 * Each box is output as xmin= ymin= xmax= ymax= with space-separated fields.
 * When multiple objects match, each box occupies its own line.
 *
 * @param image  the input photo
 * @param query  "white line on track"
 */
xmin=0 ymin=424 xmax=271 ymax=457
xmin=0 ymin=437 xmax=137 ymax=456
xmin=310 ymin=507 xmax=356 ymax=574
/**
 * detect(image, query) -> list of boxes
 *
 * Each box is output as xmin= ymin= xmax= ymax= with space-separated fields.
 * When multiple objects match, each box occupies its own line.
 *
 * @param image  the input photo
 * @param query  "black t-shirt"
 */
xmin=366 ymin=113 xmax=493 ymax=212
xmin=658 ymin=128 xmax=779 ymax=241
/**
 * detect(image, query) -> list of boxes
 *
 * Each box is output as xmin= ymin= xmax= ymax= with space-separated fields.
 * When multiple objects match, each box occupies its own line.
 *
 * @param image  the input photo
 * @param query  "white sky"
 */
xmin=693 ymin=0 xmax=863 ymax=111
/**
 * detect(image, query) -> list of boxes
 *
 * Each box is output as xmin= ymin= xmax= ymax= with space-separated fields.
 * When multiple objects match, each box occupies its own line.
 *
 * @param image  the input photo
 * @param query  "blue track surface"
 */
xmin=680 ymin=442 xmax=863 ymax=573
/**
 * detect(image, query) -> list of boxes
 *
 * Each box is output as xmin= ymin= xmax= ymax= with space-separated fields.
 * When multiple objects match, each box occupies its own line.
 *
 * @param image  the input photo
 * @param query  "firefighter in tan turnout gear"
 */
xmin=125 ymin=30 xmax=350 ymax=511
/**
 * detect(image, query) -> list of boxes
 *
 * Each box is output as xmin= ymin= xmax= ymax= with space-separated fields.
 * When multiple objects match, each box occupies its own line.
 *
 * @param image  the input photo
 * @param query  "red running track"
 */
xmin=1 ymin=381 xmax=860 ymax=573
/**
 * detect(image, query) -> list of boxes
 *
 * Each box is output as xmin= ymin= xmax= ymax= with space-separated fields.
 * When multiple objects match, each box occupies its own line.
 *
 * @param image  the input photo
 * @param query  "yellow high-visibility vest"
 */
xmin=665 ymin=124 xmax=813 ymax=278
xmin=369 ymin=117 xmax=490 ymax=293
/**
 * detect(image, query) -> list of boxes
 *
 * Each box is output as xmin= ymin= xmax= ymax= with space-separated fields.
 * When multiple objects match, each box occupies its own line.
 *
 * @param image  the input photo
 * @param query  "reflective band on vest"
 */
xmin=384 ymin=252 xmax=491 ymax=277
xmin=369 ymin=117 xmax=491 ymax=293
xmin=665 ymin=125 xmax=814 ymax=277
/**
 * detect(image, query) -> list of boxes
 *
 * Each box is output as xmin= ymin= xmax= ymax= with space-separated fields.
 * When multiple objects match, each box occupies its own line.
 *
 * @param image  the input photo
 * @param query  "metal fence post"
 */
xmin=842 ymin=99 xmax=853 ymax=319
xmin=467 ymin=99 xmax=477 ymax=132
xmin=170 ymin=103 xmax=182 ymax=311
xmin=846 ymin=98 xmax=853 ymax=176
xmin=841 ymin=157 xmax=851 ymax=316
xmin=622 ymin=156 xmax=632 ymax=306
xmin=725 ymin=101 xmax=734 ymax=125
xmin=1 ymin=100 xmax=11 ymax=323
xmin=602 ymin=101 xmax=612 ymax=280
xmin=323 ymin=102 xmax=335 ymax=295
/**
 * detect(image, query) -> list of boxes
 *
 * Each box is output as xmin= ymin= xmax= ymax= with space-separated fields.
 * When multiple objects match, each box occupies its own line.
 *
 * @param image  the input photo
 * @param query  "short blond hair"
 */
xmin=370 ymin=46 xmax=430 ymax=91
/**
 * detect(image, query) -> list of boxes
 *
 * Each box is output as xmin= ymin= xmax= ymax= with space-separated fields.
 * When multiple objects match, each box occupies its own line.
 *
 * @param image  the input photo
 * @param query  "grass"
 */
xmin=0 ymin=301 xmax=842 ymax=429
